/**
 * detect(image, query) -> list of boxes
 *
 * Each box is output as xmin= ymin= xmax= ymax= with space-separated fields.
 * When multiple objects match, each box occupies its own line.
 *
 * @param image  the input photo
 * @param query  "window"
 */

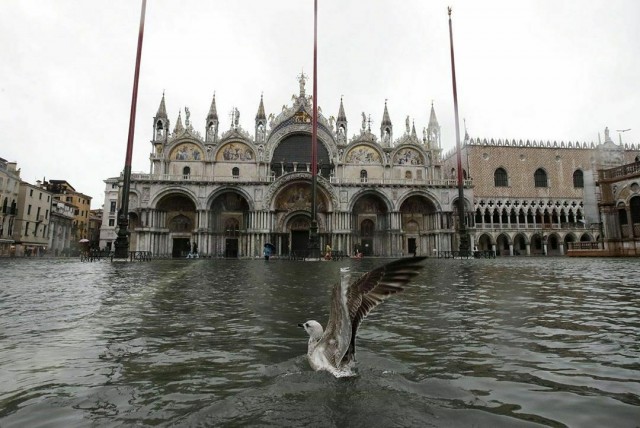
xmin=494 ymin=168 xmax=508 ymax=187
xmin=405 ymin=171 xmax=413 ymax=179
xmin=108 ymin=219 xmax=115 ymax=226
xmin=45 ymin=209 xmax=49 ymax=219
xmin=27 ymin=205 xmax=32 ymax=215
xmin=39 ymin=192 xmax=42 ymax=200
xmin=232 ymin=167 xmax=240 ymax=178
xmin=360 ymin=219 xmax=375 ymax=236
xmin=30 ymin=189 xmax=33 ymax=197
xmin=183 ymin=166 xmax=191 ymax=178
xmin=631 ymin=196 xmax=640 ymax=223
xmin=360 ymin=170 xmax=368 ymax=183
xmin=534 ymin=168 xmax=548 ymax=187
xmin=110 ymin=201 xmax=117 ymax=213
xmin=25 ymin=221 xmax=29 ymax=236
xmin=618 ymin=207 xmax=628 ymax=225
xmin=36 ymin=207 xmax=41 ymax=220
xmin=573 ymin=170 xmax=584 ymax=188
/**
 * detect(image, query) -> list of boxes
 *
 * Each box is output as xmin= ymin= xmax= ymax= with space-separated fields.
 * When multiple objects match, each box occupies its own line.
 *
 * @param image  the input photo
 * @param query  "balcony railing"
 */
xmin=476 ymin=222 xmax=588 ymax=230
xmin=130 ymin=173 xmax=276 ymax=183
xmin=128 ymin=172 xmax=472 ymax=187
xmin=599 ymin=162 xmax=640 ymax=181
xmin=329 ymin=177 xmax=472 ymax=186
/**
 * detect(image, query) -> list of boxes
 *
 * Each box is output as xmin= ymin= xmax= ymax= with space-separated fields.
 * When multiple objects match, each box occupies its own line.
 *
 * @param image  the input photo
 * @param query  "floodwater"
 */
xmin=1 ymin=257 xmax=639 ymax=427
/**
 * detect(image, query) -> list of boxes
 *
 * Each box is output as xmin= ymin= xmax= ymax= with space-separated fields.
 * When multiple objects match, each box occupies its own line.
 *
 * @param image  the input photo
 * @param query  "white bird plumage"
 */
xmin=299 ymin=257 xmax=426 ymax=377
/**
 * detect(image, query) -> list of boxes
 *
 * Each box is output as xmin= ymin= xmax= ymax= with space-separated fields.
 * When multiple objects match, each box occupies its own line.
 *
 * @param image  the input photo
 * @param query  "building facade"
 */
xmin=442 ymin=128 xmax=640 ymax=256
xmin=100 ymin=77 xmax=471 ymax=257
xmin=42 ymin=180 xmax=92 ymax=248
xmin=0 ymin=158 xmax=21 ymax=256
xmin=595 ymin=158 xmax=640 ymax=256
xmin=13 ymin=181 xmax=53 ymax=256
xmin=48 ymin=199 xmax=76 ymax=256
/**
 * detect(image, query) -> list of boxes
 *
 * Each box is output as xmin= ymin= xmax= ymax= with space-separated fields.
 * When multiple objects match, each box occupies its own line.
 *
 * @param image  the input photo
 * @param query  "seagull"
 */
xmin=298 ymin=257 xmax=427 ymax=377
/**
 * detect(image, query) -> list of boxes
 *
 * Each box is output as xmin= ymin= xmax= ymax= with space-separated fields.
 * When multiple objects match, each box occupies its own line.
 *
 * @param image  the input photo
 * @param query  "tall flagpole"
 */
xmin=114 ymin=0 xmax=147 ymax=259
xmin=448 ymin=7 xmax=470 ymax=254
xmin=308 ymin=0 xmax=321 ymax=259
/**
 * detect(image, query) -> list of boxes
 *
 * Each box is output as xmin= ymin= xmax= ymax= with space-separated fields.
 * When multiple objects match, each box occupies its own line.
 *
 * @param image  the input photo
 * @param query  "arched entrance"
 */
xmin=157 ymin=193 xmax=197 ymax=258
xmin=352 ymin=193 xmax=389 ymax=256
xmin=496 ymin=233 xmax=510 ymax=256
xmin=272 ymin=180 xmax=331 ymax=257
xmin=514 ymin=233 xmax=527 ymax=256
xmin=399 ymin=195 xmax=438 ymax=257
xmin=210 ymin=192 xmax=250 ymax=258
xmin=287 ymin=214 xmax=311 ymax=256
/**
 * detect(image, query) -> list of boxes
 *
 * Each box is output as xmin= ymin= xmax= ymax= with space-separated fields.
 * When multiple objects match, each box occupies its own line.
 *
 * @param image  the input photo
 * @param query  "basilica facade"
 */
xmin=100 ymin=76 xmax=469 ymax=258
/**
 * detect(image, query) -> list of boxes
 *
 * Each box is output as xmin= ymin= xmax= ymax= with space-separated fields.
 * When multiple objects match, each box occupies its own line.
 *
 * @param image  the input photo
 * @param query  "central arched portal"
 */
xmin=352 ymin=193 xmax=389 ymax=256
xmin=272 ymin=179 xmax=331 ymax=257
xmin=399 ymin=195 xmax=438 ymax=257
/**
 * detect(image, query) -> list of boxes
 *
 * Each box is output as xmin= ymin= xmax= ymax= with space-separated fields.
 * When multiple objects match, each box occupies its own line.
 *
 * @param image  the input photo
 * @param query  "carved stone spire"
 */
xmin=427 ymin=102 xmax=441 ymax=148
xmin=206 ymin=93 xmax=219 ymax=144
xmin=380 ymin=99 xmax=392 ymax=147
xmin=207 ymin=92 xmax=218 ymax=121
xmin=255 ymin=94 xmax=267 ymax=143
xmin=156 ymin=92 xmax=167 ymax=118
xmin=153 ymin=92 xmax=169 ymax=142
xmin=255 ymin=93 xmax=266 ymax=120
xmin=336 ymin=96 xmax=347 ymax=144
xmin=173 ymin=110 xmax=184 ymax=135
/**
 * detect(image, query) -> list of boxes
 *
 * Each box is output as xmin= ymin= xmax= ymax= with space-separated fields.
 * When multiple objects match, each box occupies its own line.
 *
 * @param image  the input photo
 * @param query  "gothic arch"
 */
xmin=214 ymin=141 xmax=256 ymax=162
xmin=151 ymin=187 xmax=199 ymax=210
xmin=343 ymin=142 xmax=384 ymax=165
xmin=266 ymin=126 xmax=337 ymax=167
xmin=396 ymin=190 xmax=442 ymax=212
xmin=477 ymin=233 xmax=493 ymax=251
xmin=167 ymin=138 xmax=205 ymax=161
xmin=206 ymin=187 xmax=255 ymax=211
xmin=496 ymin=233 xmax=511 ymax=255
xmin=390 ymin=145 xmax=427 ymax=166
xmin=348 ymin=188 xmax=393 ymax=213
xmin=266 ymin=173 xmax=337 ymax=212
xmin=513 ymin=233 xmax=527 ymax=255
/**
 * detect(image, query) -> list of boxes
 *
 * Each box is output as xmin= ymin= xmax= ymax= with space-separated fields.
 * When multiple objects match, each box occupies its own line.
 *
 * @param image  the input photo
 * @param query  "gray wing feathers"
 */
xmin=341 ymin=257 xmax=426 ymax=366
xmin=320 ymin=277 xmax=352 ymax=366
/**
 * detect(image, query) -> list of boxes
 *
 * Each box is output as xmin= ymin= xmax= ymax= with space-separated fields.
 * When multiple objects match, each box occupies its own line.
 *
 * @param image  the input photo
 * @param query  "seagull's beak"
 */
xmin=297 ymin=323 xmax=304 ymax=328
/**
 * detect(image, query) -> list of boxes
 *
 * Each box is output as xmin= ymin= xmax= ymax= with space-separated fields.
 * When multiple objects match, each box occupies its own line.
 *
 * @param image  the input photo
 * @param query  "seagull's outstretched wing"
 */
xmin=341 ymin=257 xmax=427 ymax=366
xmin=317 ymin=274 xmax=352 ymax=368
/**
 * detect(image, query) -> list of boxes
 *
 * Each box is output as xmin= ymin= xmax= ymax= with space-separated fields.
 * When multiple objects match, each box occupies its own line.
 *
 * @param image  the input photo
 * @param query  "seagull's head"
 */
xmin=298 ymin=320 xmax=323 ymax=340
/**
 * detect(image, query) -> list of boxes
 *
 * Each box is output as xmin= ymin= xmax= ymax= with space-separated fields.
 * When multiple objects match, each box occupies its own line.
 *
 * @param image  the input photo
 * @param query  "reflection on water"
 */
xmin=0 ymin=257 xmax=639 ymax=427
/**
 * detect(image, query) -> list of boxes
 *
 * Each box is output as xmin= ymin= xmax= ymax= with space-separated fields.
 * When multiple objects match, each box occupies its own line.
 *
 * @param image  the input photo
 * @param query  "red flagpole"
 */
xmin=115 ymin=0 xmax=147 ymax=258
xmin=448 ymin=6 xmax=470 ymax=253
xmin=308 ymin=0 xmax=320 ymax=259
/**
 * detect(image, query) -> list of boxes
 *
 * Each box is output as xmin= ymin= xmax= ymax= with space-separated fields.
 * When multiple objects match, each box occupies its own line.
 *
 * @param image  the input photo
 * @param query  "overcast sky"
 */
xmin=1 ymin=0 xmax=638 ymax=209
